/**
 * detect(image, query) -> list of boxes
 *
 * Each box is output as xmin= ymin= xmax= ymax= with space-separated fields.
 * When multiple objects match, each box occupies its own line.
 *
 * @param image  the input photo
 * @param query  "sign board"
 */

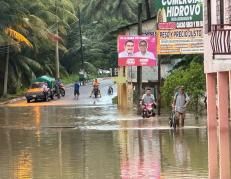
xmin=118 ymin=36 xmax=157 ymax=66
xmin=156 ymin=0 xmax=204 ymax=55
xmin=157 ymin=28 xmax=204 ymax=54
xmin=156 ymin=0 xmax=203 ymax=29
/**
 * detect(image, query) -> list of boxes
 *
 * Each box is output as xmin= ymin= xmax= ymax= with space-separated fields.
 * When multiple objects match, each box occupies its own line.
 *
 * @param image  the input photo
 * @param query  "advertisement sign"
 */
xmin=156 ymin=0 xmax=203 ymax=29
xmin=118 ymin=36 xmax=157 ymax=66
xmin=157 ymin=28 xmax=203 ymax=54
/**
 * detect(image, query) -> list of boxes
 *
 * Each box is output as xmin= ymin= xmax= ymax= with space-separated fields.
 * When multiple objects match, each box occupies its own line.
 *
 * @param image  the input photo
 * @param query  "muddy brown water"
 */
xmin=0 ymin=105 xmax=218 ymax=179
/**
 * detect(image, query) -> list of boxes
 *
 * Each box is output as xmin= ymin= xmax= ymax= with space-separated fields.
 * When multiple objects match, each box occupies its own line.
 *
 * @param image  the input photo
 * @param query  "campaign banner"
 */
xmin=118 ymin=36 xmax=157 ymax=66
xmin=157 ymin=28 xmax=204 ymax=54
xmin=156 ymin=0 xmax=203 ymax=29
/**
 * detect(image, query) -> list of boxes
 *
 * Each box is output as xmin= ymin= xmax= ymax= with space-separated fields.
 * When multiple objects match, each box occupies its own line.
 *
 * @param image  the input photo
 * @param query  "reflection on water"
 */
xmin=119 ymin=130 xmax=161 ymax=178
xmin=0 ymin=106 xmax=227 ymax=178
xmin=14 ymin=150 xmax=32 ymax=179
xmin=208 ymin=128 xmax=231 ymax=179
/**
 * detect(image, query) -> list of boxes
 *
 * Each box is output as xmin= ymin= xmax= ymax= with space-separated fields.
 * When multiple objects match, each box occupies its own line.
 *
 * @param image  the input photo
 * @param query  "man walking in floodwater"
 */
xmin=172 ymin=86 xmax=189 ymax=127
xmin=74 ymin=80 xmax=80 ymax=100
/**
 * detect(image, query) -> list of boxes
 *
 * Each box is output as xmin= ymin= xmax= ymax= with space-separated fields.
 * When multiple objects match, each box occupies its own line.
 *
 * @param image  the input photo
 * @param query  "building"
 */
xmin=204 ymin=0 xmax=231 ymax=129
xmin=204 ymin=1 xmax=231 ymax=178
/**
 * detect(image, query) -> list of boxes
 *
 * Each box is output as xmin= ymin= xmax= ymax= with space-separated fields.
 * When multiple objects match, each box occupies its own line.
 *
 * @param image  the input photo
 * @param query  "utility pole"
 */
xmin=137 ymin=3 xmax=143 ymax=99
xmin=55 ymin=0 xmax=60 ymax=79
xmin=78 ymin=7 xmax=84 ymax=68
xmin=3 ymin=46 xmax=9 ymax=96
xmin=157 ymin=55 xmax=161 ymax=115
xmin=55 ymin=26 xmax=60 ymax=79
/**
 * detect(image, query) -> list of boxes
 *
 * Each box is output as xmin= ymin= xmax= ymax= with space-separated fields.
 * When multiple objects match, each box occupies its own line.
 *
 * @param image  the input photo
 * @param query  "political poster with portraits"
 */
xmin=118 ymin=36 xmax=157 ymax=66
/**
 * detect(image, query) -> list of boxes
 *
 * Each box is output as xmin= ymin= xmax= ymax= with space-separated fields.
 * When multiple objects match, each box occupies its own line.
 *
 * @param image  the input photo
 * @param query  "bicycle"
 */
xmin=169 ymin=109 xmax=177 ymax=130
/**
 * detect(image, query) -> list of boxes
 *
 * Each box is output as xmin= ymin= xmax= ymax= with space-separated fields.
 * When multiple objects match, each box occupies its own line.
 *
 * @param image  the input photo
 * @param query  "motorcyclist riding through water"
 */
xmin=108 ymin=86 xmax=113 ymax=95
xmin=140 ymin=88 xmax=157 ymax=118
xmin=90 ymin=79 xmax=101 ymax=98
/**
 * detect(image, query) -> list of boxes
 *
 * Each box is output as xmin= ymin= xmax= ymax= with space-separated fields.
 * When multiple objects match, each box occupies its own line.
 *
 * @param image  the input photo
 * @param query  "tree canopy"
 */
xmin=1 ymin=0 xmax=154 ymax=95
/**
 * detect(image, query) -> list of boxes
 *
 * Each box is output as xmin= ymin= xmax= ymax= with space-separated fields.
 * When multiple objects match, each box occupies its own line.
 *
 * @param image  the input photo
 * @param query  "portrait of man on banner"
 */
xmin=135 ymin=40 xmax=156 ymax=60
xmin=118 ymin=40 xmax=135 ymax=58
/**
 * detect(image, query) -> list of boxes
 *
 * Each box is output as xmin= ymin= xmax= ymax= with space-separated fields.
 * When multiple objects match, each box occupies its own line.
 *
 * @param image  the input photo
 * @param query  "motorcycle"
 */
xmin=53 ymin=83 xmax=65 ymax=98
xmin=93 ymin=88 xmax=101 ymax=98
xmin=108 ymin=86 xmax=113 ymax=95
xmin=142 ymin=103 xmax=155 ymax=118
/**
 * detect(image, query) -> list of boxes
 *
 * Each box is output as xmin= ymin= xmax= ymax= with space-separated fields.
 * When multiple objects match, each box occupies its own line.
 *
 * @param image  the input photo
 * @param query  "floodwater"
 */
xmin=0 ymin=105 xmax=229 ymax=179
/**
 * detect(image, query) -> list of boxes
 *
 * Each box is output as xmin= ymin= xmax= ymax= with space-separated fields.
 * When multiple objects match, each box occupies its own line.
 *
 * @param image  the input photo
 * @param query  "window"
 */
xmin=220 ymin=0 xmax=224 ymax=25
xmin=205 ymin=0 xmax=212 ymax=33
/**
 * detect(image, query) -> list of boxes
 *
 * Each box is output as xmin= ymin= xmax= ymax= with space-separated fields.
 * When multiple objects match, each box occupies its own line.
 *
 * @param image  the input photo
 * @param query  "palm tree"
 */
xmin=0 ymin=0 xmax=78 ymax=95
xmin=79 ymin=0 xmax=139 ymax=22
xmin=2 ymin=29 xmax=33 ymax=96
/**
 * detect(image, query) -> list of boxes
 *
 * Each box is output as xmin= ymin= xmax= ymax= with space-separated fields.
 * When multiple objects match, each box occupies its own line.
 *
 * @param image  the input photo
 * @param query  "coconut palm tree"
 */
xmin=0 ymin=0 xmax=78 ymax=95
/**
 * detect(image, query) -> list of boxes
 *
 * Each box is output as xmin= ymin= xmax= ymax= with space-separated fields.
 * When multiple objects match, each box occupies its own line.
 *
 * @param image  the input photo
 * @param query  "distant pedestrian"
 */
xmin=74 ymin=81 xmax=80 ymax=100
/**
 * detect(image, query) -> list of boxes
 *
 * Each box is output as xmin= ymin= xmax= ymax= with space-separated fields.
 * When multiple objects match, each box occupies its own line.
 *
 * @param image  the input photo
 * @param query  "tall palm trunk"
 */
xmin=145 ymin=0 xmax=151 ymax=19
xmin=3 ymin=46 xmax=9 ymax=96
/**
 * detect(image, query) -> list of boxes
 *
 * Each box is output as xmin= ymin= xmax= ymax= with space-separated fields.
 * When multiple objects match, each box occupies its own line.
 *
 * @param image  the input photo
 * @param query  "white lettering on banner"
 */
xmin=126 ymin=59 xmax=135 ymax=65
xmin=166 ymin=4 xmax=201 ymax=18
xmin=162 ymin=0 xmax=200 ymax=6
xmin=140 ymin=59 xmax=149 ymax=63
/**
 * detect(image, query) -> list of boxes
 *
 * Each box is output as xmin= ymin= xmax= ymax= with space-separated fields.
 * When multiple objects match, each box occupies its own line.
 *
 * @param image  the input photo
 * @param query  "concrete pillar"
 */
xmin=217 ymin=72 xmax=230 ymax=178
xmin=229 ymin=71 xmax=231 ymax=118
xmin=208 ymin=129 xmax=218 ymax=179
xmin=217 ymin=72 xmax=229 ymax=130
xmin=206 ymin=73 xmax=217 ymax=129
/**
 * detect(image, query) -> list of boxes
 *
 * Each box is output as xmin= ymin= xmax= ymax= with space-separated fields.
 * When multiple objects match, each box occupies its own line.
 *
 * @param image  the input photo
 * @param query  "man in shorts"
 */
xmin=74 ymin=81 xmax=80 ymax=100
xmin=172 ymin=86 xmax=190 ymax=127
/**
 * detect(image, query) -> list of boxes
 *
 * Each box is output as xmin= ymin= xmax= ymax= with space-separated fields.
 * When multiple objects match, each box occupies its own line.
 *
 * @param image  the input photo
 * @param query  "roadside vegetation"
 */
xmin=161 ymin=55 xmax=206 ymax=117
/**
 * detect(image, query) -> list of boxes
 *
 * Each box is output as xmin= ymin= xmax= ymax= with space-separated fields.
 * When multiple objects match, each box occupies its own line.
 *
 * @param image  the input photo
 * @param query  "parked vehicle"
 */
xmin=142 ymin=103 xmax=155 ymax=118
xmin=25 ymin=75 xmax=56 ymax=103
xmin=25 ymin=82 xmax=53 ymax=103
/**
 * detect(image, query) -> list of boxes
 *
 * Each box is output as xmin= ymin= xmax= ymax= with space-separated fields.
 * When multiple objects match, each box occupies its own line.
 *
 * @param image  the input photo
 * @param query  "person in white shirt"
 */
xmin=42 ymin=83 xmax=48 ymax=92
xmin=119 ymin=40 xmax=134 ymax=58
xmin=135 ymin=40 xmax=155 ymax=60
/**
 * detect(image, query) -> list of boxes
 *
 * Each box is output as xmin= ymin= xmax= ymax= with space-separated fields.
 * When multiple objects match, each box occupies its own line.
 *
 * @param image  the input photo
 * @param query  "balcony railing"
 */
xmin=211 ymin=24 xmax=231 ymax=57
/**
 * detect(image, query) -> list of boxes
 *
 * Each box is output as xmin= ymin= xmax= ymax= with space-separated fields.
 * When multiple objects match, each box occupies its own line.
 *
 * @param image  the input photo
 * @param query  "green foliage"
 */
xmin=0 ymin=0 xmax=77 ymax=95
xmin=0 ymin=0 xmax=156 ymax=96
xmin=62 ymin=74 xmax=79 ymax=85
xmin=63 ymin=17 xmax=128 ymax=73
xmin=161 ymin=61 xmax=206 ymax=115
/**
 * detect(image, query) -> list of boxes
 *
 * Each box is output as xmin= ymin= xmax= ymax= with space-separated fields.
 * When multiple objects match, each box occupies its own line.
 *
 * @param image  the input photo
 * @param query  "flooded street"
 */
xmin=0 ymin=79 xmax=229 ymax=179
xmin=0 ymin=106 xmax=210 ymax=179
